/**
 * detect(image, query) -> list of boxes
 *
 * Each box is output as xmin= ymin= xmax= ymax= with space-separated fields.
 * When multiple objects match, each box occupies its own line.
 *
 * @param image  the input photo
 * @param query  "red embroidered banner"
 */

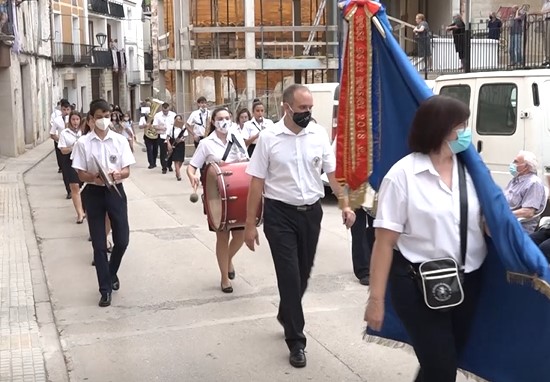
xmin=336 ymin=1 xmax=380 ymax=201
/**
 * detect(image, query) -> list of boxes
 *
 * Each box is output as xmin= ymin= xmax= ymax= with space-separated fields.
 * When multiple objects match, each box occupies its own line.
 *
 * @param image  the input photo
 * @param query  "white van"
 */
xmin=433 ymin=69 xmax=550 ymax=189
xmin=305 ymin=82 xmax=339 ymax=142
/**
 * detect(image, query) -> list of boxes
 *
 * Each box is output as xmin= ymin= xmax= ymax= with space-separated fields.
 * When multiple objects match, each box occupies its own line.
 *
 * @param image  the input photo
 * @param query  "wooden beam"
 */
xmin=214 ymin=71 xmax=224 ymax=105
xmin=187 ymin=26 xmax=338 ymax=33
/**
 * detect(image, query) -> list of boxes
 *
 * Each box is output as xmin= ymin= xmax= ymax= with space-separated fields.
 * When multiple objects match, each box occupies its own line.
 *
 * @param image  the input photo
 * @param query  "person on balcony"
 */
xmin=447 ymin=14 xmax=466 ymax=70
xmin=540 ymin=0 xmax=550 ymax=67
xmin=509 ymin=5 xmax=526 ymax=66
xmin=488 ymin=12 xmax=502 ymax=40
xmin=504 ymin=150 xmax=546 ymax=234
xmin=413 ymin=13 xmax=432 ymax=71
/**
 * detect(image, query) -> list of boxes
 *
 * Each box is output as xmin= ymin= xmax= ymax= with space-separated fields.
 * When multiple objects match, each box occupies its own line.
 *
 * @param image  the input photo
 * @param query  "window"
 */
xmin=476 ymin=83 xmax=518 ymax=135
xmin=439 ymin=85 xmax=471 ymax=106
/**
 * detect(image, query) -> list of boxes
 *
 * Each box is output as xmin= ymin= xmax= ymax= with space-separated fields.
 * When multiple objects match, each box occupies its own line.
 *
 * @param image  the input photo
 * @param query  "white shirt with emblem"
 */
xmin=57 ymin=128 xmax=82 ymax=151
xmin=71 ymin=130 xmax=136 ymax=182
xmin=373 ymin=152 xmax=487 ymax=273
xmin=242 ymin=117 xmax=274 ymax=144
xmin=50 ymin=115 xmax=68 ymax=136
xmin=50 ymin=109 xmax=61 ymax=130
xmin=152 ymin=111 xmax=176 ymax=140
xmin=187 ymin=109 xmax=210 ymax=137
xmin=189 ymin=131 xmax=248 ymax=169
xmin=246 ymin=119 xmax=335 ymax=206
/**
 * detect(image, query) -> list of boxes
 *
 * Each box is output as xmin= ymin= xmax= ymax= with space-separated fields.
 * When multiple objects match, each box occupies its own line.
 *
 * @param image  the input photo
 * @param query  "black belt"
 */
xmin=265 ymin=198 xmax=319 ymax=211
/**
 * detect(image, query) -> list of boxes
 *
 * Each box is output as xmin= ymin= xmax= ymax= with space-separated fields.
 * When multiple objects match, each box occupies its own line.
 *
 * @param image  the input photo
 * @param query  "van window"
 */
xmin=439 ymin=85 xmax=471 ymax=105
xmin=477 ymin=83 xmax=517 ymax=135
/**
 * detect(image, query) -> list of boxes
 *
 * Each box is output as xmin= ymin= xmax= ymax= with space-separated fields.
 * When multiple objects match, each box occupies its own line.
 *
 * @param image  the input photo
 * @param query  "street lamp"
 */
xmin=96 ymin=33 xmax=107 ymax=48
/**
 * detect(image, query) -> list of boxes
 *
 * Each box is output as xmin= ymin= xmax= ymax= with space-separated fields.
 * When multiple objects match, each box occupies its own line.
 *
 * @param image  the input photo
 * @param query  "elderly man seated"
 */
xmin=504 ymin=150 xmax=546 ymax=234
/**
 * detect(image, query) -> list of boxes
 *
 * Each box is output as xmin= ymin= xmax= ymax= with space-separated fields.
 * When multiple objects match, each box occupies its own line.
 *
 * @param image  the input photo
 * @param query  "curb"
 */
xmin=17 ymin=143 xmax=71 ymax=382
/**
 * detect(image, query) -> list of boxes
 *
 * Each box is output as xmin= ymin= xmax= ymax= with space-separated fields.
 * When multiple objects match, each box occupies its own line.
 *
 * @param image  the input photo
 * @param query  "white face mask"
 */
xmin=95 ymin=117 xmax=111 ymax=131
xmin=215 ymin=120 xmax=230 ymax=133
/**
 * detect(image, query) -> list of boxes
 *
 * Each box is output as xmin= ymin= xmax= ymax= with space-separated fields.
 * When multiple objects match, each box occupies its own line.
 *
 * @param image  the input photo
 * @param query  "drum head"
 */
xmin=205 ymin=163 xmax=223 ymax=229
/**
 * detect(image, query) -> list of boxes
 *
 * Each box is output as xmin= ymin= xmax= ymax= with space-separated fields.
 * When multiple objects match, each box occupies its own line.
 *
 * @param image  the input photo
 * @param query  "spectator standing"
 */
xmin=488 ymin=12 xmax=502 ymax=40
xmin=509 ymin=5 xmax=526 ymax=66
xmin=413 ymin=14 xmax=432 ymax=71
xmin=447 ymin=14 xmax=466 ymax=69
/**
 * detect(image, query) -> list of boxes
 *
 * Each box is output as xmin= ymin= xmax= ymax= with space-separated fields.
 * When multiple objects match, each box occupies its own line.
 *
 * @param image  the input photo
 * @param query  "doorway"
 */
xmin=20 ymin=64 xmax=34 ymax=144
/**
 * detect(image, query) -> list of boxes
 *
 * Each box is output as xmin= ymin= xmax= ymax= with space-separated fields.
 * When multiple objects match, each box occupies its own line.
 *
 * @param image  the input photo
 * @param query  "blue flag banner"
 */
xmin=340 ymin=1 xmax=550 ymax=381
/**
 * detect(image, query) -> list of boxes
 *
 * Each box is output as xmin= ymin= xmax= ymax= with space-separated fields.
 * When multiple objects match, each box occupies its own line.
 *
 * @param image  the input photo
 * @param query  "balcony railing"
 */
xmin=109 ymin=1 xmax=125 ymax=18
xmin=127 ymin=70 xmax=141 ymax=85
xmin=52 ymin=43 xmax=94 ymax=66
xmin=88 ymin=0 xmax=109 ymax=15
xmin=92 ymin=48 xmax=114 ymax=68
xmin=144 ymin=51 xmax=153 ymax=71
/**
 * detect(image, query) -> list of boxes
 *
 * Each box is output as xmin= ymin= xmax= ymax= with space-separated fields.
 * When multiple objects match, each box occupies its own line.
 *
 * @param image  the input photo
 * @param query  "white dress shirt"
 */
xmin=189 ymin=132 xmax=248 ymax=169
xmin=374 ymin=152 xmax=487 ymax=273
xmin=166 ymin=124 xmax=189 ymax=141
xmin=50 ymin=115 xmax=68 ymax=136
xmin=246 ymin=120 xmax=335 ymax=206
xmin=243 ymin=117 xmax=274 ymax=144
xmin=50 ymin=109 xmax=61 ymax=130
xmin=57 ymin=128 xmax=82 ymax=150
xmin=187 ymin=109 xmax=210 ymax=137
xmin=152 ymin=111 xmax=176 ymax=139
xmin=72 ymin=130 xmax=136 ymax=182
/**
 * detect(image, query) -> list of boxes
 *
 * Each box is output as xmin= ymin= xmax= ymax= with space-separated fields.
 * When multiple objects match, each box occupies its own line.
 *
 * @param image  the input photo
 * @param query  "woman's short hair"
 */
xmin=237 ymin=108 xmax=251 ymax=121
xmin=408 ymin=95 xmax=470 ymax=154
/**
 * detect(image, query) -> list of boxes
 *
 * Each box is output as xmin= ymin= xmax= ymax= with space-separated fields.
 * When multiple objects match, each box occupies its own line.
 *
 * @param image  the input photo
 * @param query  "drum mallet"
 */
xmin=189 ymin=184 xmax=199 ymax=203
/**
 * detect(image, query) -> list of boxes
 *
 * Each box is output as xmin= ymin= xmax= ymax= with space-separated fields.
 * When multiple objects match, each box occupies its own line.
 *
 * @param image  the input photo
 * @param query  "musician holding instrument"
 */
xmin=166 ymin=114 xmax=188 ymax=181
xmin=186 ymin=107 xmax=249 ymax=294
xmin=186 ymin=96 xmax=210 ymax=149
xmin=244 ymin=84 xmax=355 ymax=368
xmin=50 ymin=99 xmax=73 ymax=199
xmin=243 ymin=100 xmax=274 ymax=157
xmin=72 ymin=99 xmax=136 ymax=307
xmin=153 ymin=103 xmax=176 ymax=174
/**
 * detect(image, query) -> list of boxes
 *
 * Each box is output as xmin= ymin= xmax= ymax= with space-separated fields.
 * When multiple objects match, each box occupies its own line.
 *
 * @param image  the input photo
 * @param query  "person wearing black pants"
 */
xmin=152 ymin=103 xmax=176 ymax=174
xmin=50 ymin=99 xmax=72 ymax=198
xmin=529 ymin=228 xmax=550 ymax=262
xmin=351 ymin=208 xmax=375 ymax=285
xmin=245 ymin=84 xmax=355 ymax=368
xmin=72 ymin=99 xmax=136 ymax=307
xmin=143 ymin=135 xmax=159 ymax=169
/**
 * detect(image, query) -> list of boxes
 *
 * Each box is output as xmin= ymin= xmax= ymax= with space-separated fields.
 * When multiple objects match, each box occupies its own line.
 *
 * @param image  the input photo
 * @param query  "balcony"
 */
xmin=88 ymin=0 xmax=109 ymax=16
xmin=127 ymin=70 xmax=141 ymax=85
xmin=92 ymin=48 xmax=114 ymax=68
xmin=52 ymin=43 xmax=94 ymax=66
xmin=144 ymin=51 xmax=153 ymax=71
xmin=109 ymin=1 xmax=125 ymax=18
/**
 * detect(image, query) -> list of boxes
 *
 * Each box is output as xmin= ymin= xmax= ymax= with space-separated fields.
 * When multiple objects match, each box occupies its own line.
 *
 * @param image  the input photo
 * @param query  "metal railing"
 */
xmin=408 ymin=16 xmax=550 ymax=76
xmin=91 ymin=48 xmax=113 ymax=68
xmin=144 ymin=51 xmax=153 ymax=71
xmin=88 ymin=0 xmax=109 ymax=15
xmin=52 ymin=43 xmax=94 ymax=66
xmin=109 ymin=1 xmax=125 ymax=18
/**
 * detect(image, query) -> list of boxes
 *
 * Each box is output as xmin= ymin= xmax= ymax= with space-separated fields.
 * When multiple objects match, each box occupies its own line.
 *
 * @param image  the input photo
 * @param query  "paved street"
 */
xmin=3 ymin=141 xmax=470 ymax=381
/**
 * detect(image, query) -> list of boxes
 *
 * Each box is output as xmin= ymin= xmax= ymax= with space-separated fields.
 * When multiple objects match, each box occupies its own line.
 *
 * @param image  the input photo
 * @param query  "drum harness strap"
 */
xmin=221 ymin=134 xmax=246 ymax=161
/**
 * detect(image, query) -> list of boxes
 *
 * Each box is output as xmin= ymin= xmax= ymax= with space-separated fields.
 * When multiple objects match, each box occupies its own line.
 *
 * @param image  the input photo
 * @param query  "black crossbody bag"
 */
xmin=412 ymin=159 xmax=468 ymax=310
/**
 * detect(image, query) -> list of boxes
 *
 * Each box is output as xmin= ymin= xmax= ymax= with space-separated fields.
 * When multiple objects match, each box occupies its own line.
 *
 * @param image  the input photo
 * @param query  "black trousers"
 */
xmin=350 ymin=208 xmax=375 ymax=279
xmin=390 ymin=252 xmax=483 ymax=382
xmin=530 ymin=228 xmax=550 ymax=262
xmin=158 ymin=138 xmax=172 ymax=170
xmin=144 ymin=135 xmax=158 ymax=167
xmin=263 ymin=198 xmax=322 ymax=351
xmin=54 ymin=141 xmax=63 ymax=170
xmin=84 ymin=184 xmax=130 ymax=296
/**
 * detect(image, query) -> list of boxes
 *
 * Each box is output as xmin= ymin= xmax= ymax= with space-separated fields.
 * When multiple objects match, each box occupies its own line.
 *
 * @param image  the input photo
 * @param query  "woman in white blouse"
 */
xmin=187 ymin=107 xmax=249 ymax=293
xmin=243 ymin=100 xmax=273 ymax=157
xmin=364 ymin=95 xmax=487 ymax=382
xmin=58 ymin=111 xmax=85 ymax=223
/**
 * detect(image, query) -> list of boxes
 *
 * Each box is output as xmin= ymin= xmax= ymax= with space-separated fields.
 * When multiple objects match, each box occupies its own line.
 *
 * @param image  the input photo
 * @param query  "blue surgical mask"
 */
xmin=509 ymin=163 xmax=518 ymax=177
xmin=447 ymin=128 xmax=472 ymax=154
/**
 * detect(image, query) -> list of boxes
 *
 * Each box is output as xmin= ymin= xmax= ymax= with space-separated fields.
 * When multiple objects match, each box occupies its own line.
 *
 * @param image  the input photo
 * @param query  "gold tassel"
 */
xmin=507 ymin=272 xmax=550 ymax=300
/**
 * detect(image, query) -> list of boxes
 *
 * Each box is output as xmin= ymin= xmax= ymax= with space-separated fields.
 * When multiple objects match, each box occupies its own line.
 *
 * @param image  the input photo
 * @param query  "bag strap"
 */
xmin=221 ymin=134 xmax=246 ymax=162
xmin=457 ymin=158 xmax=468 ymax=268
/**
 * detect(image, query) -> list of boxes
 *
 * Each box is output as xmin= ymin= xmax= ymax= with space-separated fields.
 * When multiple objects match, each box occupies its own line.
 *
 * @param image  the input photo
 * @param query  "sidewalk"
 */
xmin=0 ymin=142 xmax=68 ymax=382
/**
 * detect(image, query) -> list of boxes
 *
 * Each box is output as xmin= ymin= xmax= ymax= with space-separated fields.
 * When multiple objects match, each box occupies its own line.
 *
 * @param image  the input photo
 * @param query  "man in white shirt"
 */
xmin=50 ymin=99 xmax=72 ymax=197
xmin=153 ymin=103 xmax=176 ymax=174
xmin=72 ymin=99 xmax=136 ymax=308
xmin=186 ymin=96 xmax=209 ymax=148
xmin=50 ymin=99 xmax=64 ymax=173
xmin=244 ymin=84 xmax=356 ymax=368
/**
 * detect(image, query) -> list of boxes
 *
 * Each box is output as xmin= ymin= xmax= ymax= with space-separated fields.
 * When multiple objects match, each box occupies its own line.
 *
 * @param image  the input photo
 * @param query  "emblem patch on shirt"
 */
xmin=109 ymin=155 xmax=118 ymax=164
xmin=313 ymin=156 xmax=321 ymax=167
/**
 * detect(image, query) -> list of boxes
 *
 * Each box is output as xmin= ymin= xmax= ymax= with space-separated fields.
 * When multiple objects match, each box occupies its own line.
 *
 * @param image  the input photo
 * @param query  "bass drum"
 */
xmin=203 ymin=162 xmax=263 ymax=231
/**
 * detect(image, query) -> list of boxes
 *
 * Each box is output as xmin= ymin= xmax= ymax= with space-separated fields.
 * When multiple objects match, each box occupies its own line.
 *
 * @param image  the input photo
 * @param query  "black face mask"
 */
xmin=291 ymin=110 xmax=312 ymax=128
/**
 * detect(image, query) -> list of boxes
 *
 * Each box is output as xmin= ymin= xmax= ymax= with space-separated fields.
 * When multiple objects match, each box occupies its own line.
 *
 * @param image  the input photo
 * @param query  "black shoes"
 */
xmin=148 ymin=165 xmax=156 ymax=169
xmin=359 ymin=275 xmax=370 ymax=286
xmin=112 ymin=275 xmax=120 ymax=291
xmin=221 ymin=283 xmax=233 ymax=293
xmin=66 ymin=192 xmax=71 ymax=199
xmin=162 ymin=168 xmax=167 ymax=174
xmin=289 ymin=348 xmax=306 ymax=368
xmin=228 ymin=270 xmax=235 ymax=280
xmin=99 ymin=293 xmax=111 ymax=307
xmin=168 ymin=167 xmax=173 ymax=172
